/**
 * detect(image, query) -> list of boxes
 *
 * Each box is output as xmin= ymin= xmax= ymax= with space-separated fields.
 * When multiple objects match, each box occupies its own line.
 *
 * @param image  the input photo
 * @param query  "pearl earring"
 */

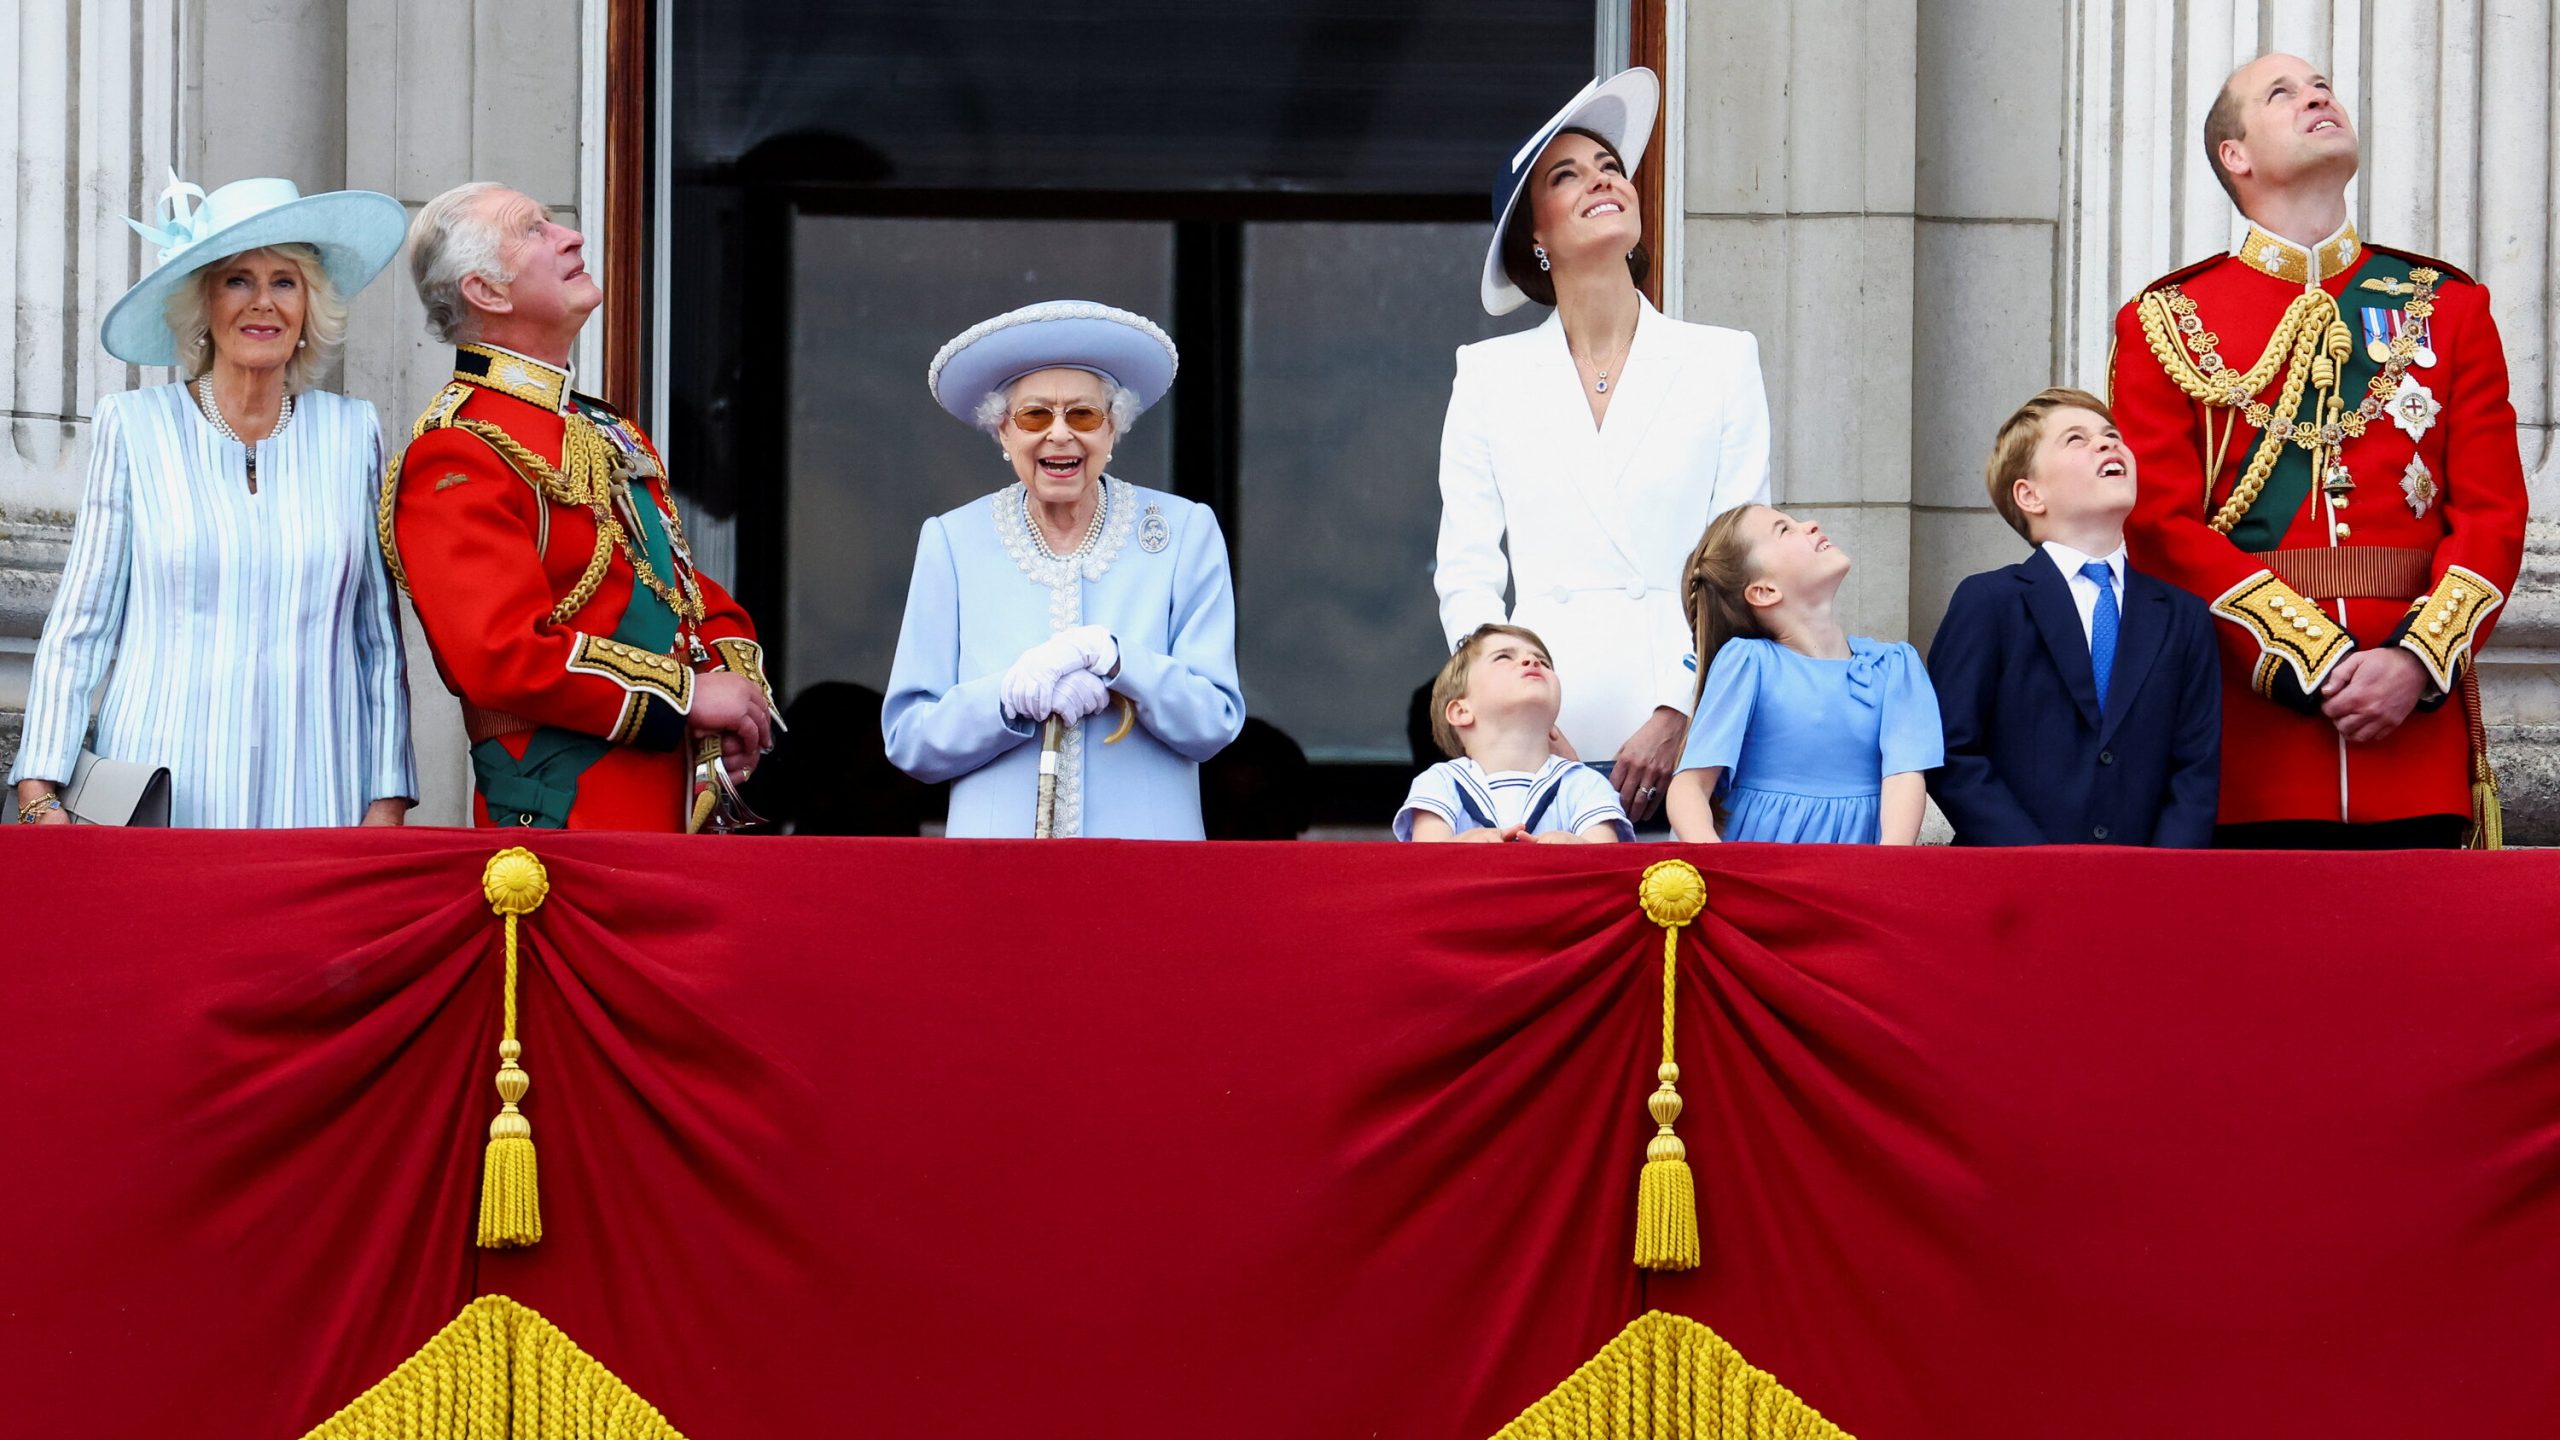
xmin=1534 ymin=244 xmax=1550 ymax=273
xmin=296 ymin=339 xmax=307 ymax=349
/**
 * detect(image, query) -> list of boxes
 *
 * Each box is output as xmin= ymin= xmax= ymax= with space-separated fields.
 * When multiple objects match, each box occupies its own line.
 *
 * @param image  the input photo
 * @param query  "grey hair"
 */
xmin=162 ymin=243 xmax=347 ymax=393
xmin=970 ymin=376 xmax=1142 ymax=439
xmin=409 ymin=181 xmax=516 ymax=344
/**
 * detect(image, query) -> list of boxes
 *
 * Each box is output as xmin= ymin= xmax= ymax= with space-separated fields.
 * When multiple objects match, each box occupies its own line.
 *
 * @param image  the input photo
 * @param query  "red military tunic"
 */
xmin=381 ymin=344 xmax=769 ymax=830
xmin=2112 ymin=220 xmax=2526 ymax=828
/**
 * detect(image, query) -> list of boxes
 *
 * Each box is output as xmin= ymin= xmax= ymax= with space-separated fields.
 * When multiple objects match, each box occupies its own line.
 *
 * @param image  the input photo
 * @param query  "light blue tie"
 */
xmin=2081 ymin=560 xmax=2118 ymax=715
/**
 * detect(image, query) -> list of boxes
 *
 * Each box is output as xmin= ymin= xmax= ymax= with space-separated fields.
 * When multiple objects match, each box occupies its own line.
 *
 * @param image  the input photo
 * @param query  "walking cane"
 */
xmin=1033 ymin=698 xmax=1136 ymax=838
xmin=1033 ymin=717 xmax=1066 ymax=838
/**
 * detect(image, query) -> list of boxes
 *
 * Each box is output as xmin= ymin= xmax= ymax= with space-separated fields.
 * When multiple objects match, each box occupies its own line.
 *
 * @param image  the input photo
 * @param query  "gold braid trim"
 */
xmin=2398 ymin=564 xmax=2505 ymax=694
xmin=375 ymin=382 xmax=473 ymax=595
xmin=454 ymin=417 xmax=708 ymax=630
xmin=1490 ymin=1310 xmax=1854 ymax=1440
xmin=710 ymin=636 xmax=773 ymax=705
xmin=297 ymin=1294 xmax=686 ymax=1440
xmin=2135 ymin=269 xmax=2442 ymax=536
xmin=2212 ymin=569 xmax=2354 ymax=695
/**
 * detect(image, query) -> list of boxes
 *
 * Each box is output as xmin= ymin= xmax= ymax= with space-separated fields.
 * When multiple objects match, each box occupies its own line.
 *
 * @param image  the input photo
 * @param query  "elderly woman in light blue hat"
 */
xmin=884 ymin=301 xmax=1245 ymax=838
xmin=10 ymin=175 xmax=417 ymax=828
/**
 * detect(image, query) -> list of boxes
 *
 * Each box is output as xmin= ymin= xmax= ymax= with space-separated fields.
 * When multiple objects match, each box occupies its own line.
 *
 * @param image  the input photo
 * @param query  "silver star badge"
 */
xmin=2387 ymin=374 xmax=2441 ymax=442
xmin=2401 ymin=455 xmax=2437 ymax=518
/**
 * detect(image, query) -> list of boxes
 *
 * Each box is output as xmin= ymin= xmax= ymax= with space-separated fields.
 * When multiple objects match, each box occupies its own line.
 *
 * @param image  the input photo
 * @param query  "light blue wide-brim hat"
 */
xmin=100 ymin=171 xmax=409 ymax=366
xmin=1481 ymin=67 xmax=1660 ymax=316
xmin=927 ymin=300 xmax=1180 ymax=425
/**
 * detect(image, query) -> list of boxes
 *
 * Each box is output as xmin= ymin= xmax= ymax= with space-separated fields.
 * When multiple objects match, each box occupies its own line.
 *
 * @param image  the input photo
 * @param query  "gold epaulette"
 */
xmin=2211 ymin=569 xmax=2355 ymax=699
xmin=2397 ymin=565 xmax=2504 ymax=692
xmin=376 ymin=382 xmax=475 ymax=595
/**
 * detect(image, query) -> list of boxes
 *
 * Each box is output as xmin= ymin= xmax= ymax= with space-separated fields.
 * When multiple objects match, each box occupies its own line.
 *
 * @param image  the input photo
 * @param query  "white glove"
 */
xmin=1051 ymin=669 xmax=1114 ymax=723
xmin=1000 ymin=627 xmax=1122 ymax=723
xmin=1053 ymin=624 xmax=1119 ymax=678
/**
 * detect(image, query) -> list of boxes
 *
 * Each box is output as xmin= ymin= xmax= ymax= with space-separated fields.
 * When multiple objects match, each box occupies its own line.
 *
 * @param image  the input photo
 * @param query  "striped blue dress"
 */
xmin=10 ymin=384 xmax=417 ymax=827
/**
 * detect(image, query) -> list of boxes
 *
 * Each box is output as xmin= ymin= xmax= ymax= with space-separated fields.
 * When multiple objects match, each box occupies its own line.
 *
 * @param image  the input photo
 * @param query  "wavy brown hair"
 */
xmin=1680 ymin=504 xmax=1772 ymax=709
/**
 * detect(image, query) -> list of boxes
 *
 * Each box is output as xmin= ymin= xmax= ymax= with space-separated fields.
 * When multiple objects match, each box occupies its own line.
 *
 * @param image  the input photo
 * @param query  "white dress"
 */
xmin=11 ymin=384 xmax=417 ymax=826
xmin=1434 ymin=298 xmax=1773 ymax=760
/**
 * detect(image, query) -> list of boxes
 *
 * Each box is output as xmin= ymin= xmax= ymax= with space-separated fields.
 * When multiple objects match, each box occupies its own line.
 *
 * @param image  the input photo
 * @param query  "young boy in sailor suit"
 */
xmin=1397 ymin=624 xmax=1631 ymax=843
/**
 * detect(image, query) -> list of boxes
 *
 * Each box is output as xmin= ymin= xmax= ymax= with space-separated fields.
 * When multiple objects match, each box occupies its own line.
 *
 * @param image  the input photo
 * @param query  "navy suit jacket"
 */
xmin=1926 ymin=550 xmax=2220 ymax=846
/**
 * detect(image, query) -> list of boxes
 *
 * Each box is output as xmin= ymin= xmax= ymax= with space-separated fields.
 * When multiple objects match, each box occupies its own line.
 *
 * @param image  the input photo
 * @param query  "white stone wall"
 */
xmin=0 ymin=0 xmax=602 ymax=824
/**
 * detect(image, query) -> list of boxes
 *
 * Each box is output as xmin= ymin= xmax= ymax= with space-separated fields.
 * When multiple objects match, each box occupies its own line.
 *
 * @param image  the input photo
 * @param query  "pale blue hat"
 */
xmin=1482 ymin=67 xmax=1660 ymax=316
xmin=100 ymin=172 xmax=408 ymax=365
xmin=927 ymin=300 xmax=1180 ymax=424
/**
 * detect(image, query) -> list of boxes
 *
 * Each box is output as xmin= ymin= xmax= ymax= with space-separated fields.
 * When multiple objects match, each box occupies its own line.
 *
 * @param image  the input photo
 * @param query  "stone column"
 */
xmin=343 ymin=0 xmax=605 ymax=824
xmin=1683 ymin=0 xmax=1919 ymax=642
xmin=0 ymin=0 xmax=194 ymax=777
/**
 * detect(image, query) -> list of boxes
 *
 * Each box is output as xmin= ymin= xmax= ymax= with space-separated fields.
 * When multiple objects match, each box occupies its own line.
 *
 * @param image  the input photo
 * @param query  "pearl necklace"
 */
xmin=1022 ymin=480 xmax=1110 ymax=562
xmin=194 ymin=374 xmax=294 ymax=493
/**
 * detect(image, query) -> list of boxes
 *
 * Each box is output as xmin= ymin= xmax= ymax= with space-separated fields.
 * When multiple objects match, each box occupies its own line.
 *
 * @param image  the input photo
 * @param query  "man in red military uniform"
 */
xmin=2112 ymin=53 xmax=2527 ymax=848
xmin=382 ymin=182 xmax=773 ymax=830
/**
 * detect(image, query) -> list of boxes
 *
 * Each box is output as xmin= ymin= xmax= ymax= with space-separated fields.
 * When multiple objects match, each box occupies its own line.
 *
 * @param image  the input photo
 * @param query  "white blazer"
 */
xmin=1434 ymin=298 xmax=1773 ymax=759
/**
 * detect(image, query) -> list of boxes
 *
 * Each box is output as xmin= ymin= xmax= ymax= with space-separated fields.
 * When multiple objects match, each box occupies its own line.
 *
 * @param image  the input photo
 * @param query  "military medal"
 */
xmin=2359 ymin=308 xmax=2394 ymax=365
xmin=1138 ymin=503 xmax=1170 ymax=554
xmin=2401 ymin=455 xmax=2437 ymax=518
xmin=2387 ymin=373 xmax=2441 ymax=441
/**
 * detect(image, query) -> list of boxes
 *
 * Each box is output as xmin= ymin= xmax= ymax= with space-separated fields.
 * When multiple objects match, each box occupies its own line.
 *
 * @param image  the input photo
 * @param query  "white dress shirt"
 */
xmin=2039 ymin=539 xmax=2127 ymax=648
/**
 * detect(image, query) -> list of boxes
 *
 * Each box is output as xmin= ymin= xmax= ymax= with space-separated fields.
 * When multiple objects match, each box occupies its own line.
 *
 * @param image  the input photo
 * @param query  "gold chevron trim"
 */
xmin=1491 ymin=1310 xmax=1853 ymax=1440
xmin=299 ymin=1295 xmax=685 ymax=1440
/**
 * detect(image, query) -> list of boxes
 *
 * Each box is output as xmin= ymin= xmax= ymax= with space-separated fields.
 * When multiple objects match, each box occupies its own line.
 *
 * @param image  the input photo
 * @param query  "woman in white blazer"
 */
xmin=1435 ymin=68 xmax=1771 ymax=823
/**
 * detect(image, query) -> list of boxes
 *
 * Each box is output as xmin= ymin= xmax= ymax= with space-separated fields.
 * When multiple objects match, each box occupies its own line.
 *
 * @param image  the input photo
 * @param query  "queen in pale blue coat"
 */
xmin=885 ymin=302 xmax=1244 ymax=838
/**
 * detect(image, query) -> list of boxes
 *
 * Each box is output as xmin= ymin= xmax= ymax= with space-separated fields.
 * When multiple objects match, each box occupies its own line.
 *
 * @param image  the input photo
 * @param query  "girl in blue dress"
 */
xmin=1663 ymin=504 xmax=1943 ymax=844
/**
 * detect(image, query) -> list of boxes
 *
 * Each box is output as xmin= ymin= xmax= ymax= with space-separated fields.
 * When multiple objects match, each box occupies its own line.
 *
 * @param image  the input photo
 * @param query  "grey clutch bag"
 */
xmin=7 ymin=750 xmax=172 ymax=825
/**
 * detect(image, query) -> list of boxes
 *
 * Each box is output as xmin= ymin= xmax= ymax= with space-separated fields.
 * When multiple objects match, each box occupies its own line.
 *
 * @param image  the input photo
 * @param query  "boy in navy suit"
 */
xmin=1928 ymin=388 xmax=2220 ymax=845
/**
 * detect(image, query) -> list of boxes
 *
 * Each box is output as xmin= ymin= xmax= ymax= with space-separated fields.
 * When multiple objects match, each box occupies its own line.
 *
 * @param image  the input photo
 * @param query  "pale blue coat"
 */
xmin=883 ymin=478 xmax=1244 ymax=838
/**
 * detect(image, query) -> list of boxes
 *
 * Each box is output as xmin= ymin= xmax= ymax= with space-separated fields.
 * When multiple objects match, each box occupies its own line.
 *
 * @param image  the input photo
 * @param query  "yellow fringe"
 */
xmin=299 ymin=1294 xmax=687 ymax=1440
xmin=479 ymin=849 xmax=552 ymax=1249
xmin=1490 ymin=1310 xmax=1854 ymax=1440
xmin=1634 ymin=861 xmax=1707 ymax=1272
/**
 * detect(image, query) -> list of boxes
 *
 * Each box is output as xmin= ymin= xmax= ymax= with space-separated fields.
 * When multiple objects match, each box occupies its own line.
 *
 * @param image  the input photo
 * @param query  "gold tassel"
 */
xmin=2463 ymin=668 xmax=2504 ymax=851
xmin=1634 ymin=859 xmax=1707 ymax=1271
xmin=478 ymin=847 xmax=551 ymax=1249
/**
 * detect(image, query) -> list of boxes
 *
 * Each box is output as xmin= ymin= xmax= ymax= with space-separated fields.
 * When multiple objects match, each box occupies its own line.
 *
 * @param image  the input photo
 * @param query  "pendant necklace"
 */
xmin=195 ymin=374 xmax=294 ymax=494
xmin=1572 ymin=334 xmax=1632 ymax=394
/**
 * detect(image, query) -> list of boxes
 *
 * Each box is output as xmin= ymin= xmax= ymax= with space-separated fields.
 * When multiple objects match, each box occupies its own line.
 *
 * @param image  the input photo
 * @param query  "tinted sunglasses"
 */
xmin=1010 ymin=403 xmax=1110 ymax=433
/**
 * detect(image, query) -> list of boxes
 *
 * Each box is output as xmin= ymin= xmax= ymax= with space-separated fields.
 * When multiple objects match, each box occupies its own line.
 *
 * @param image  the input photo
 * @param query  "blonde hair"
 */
xmin=1680 ymin=505 xmax=1773 ymax=709
xmin=1429 ymin=623 xmax=1553 ymax=758
xmin=1984 ymin=386 xmax=2113 ymax=541
xmin=162 ymin=243 xmax=346 ymax=392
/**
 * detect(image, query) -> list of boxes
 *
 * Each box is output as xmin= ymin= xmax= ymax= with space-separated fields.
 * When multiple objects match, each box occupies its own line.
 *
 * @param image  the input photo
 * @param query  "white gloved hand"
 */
xmin=1053 ymin=624 xmax=1119 ymax=678
xmin=1000 ymin=646 xmax=1070 ymax=722
xmin=1051 ymin=669 xmax=1114 ymax=723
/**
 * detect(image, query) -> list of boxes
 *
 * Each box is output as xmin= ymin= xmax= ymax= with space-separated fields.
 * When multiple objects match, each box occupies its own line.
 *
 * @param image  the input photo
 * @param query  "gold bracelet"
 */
xmin=16 ymin=793 xmax=65 ymax=824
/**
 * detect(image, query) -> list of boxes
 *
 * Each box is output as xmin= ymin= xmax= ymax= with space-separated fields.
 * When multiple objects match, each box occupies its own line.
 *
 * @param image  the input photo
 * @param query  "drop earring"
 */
xmin=1534 ymin=244 xmax=1550 ymax=273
